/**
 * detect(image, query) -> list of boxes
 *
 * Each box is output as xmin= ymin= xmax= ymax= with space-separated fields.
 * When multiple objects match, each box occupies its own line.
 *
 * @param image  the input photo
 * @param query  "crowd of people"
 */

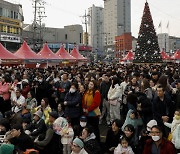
xmin=0 ymin=63 xmax=179 ymax=154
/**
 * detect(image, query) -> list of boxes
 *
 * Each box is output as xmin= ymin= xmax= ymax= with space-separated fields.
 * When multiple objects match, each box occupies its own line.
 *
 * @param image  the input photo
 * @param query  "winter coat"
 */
xmin=26 ymin=119 xmax=47 ymax=137
xmin=10 ymin=132 xmax=34 ymax=152
xmin=34 ymin=126 xmax=62 ymax=154
xmin=122 ymin=109 xmax=143 ymax=130
xmin=143 ymin=138 xmax=176 ymax=154
xmin=105 ymin=128 xmax=123 ymax=153
xmin=82 ymin=90 xmax=101 ymax=117
xmin=64 ymin=91 xmax=81 ymax=118
xmin=114 ymin=144 xmax=134 ymax=154
xmin=84 ymin=133 xmax=101 ymax=154
xmin=174 ymin=123 xmax=180 ymax=149
xmin=164 ymin=118 xmax=180 ymax=145
xmin=100 ymin=81 xmax=111 ymax=100
xmin=108 ymin=84 xmax=122 ymax=101
xmin=153 ymin=94 xmax=174 ymax=126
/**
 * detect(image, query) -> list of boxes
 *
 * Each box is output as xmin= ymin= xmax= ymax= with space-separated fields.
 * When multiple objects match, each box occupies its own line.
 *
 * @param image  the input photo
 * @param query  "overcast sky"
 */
xmin=13 ymin=0 xmax=180 ymax=37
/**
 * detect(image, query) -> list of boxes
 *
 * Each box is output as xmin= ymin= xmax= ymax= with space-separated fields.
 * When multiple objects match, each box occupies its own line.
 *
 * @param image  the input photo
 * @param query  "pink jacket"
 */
xmin=0 ymin=82 xmax=11 ymax=100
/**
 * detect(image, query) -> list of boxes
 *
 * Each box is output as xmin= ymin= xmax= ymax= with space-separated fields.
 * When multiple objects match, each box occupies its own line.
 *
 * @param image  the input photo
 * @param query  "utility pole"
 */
xmin=81 ymin=10 xmax=90 ymax=46
xmin=32 ymin=0 xmax=46 ymax=52
xmin=37 ymin=6 xmax=47 ymax=49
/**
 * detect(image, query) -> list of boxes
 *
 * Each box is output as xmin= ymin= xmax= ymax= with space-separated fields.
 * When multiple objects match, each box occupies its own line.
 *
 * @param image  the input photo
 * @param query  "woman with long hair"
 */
xmin=0 ymin=75 xmax=12 ymax=116
xmin=108 ymin=77 xmax=122 ymax=122
xmin=82 ymin=80 xmax=101 ymax=142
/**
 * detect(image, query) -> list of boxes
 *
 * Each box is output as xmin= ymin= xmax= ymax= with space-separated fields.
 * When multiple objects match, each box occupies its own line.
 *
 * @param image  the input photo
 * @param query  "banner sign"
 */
xmin=0 ymin=35 xmax=20 ymax=43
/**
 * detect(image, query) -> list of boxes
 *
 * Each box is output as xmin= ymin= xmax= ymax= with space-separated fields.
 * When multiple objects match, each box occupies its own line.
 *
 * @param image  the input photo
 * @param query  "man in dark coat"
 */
xmin=26 ymin=110 xmax=46 ymax=138
xmin=34 ymin=111 xmax=63 ymax=154
xmin=153 ymin=85 xmax=174 ymax=136
xmin=10 ymin=124 xmax=34 ymax=152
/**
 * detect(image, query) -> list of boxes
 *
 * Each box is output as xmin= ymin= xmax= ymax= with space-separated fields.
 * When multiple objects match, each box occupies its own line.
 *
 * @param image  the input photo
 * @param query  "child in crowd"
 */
xmin=122 ymin=109 xmax=143 ymax=131
xmin=61 ymin=119 xmax=74 ymax=154
xmin=114 ymin=135 xmax=134 ymax=154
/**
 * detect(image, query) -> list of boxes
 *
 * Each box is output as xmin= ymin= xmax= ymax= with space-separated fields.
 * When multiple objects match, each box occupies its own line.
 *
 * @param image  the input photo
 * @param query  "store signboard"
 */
xmin=0 ymin=35 xmax=20 ymax=43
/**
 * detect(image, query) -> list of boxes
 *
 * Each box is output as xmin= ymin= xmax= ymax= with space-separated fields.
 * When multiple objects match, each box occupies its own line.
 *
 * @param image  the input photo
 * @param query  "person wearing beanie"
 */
xmin=147 ymin=120 xmax=157 ymax=132
xmin=25 ymin=110 xmax=46 ymax=138
xmin=71 ymin=138 xmax=88 ymax=154
xmin=0 ymin=143 xmax=14 ymax=154
xmin=34 ymin=110 xmax=62 ymax=154
xmin=137 ymin=120 xmax=157 ymax=153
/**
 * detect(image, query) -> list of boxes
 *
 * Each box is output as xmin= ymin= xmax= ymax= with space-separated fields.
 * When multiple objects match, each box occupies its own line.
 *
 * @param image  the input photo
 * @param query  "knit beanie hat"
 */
xmin=147 ymin=120 xmax=157 ymax=131
xmin=73 ymin=138 xmax=84 ymax=148
xmin=0 ymin=144 xmax=14 ymax=154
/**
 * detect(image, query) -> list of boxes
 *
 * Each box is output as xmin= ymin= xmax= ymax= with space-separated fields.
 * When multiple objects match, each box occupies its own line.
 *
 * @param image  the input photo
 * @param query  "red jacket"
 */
xmin=82 ymin=90 xmax=101 ymax=117
xmin=143 ymin=138 xmax=176 ymax=154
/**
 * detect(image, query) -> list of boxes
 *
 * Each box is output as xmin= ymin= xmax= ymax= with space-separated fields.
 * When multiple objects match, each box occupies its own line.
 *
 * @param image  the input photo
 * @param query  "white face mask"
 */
xmin=80 ymin=122 xmax=87 ymax=127
xmin=38 ymin=79 xmax=43 ymax=83
xmin=152 ymin=136 xmax=160 ymax=142
xmin=69 ymin=88 xmax=76 ymax=93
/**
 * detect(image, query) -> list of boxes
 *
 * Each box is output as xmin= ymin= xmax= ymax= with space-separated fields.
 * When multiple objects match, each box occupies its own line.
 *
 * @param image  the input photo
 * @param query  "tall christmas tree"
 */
xmin=133 ymin=1 xmax=162 ymax=63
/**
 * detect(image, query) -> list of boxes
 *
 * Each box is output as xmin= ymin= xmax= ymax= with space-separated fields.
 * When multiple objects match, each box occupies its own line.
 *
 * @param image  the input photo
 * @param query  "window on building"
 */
xmin=80 ymin=33 xmax=82 ymax=43
xmin=0 ymin=8 xmax=2 ymax=16
xmin=65 ymin=34 xmax=67 ymax=40
xmin=11 ymin=11 xmax=14 ymax=18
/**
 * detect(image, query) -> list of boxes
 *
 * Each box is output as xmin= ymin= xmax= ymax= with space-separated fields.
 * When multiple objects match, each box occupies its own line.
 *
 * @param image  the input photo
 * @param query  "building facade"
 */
xmin=104 ymin=0 xmax=131 ymax=52
xmin=157 ymin=33 xmax=169 ymax=53
xmin=22 ymin=24 xmax=83 ymax=52
xmin=0 ymin=0 xmax=24 ymax=51
xmin=88 ymin=5 xmax=104 ymax=53
xmin=169 ymin=36 xmax=180 ymax=53
xmin=115 ymin=33 xmax=132 ymax=58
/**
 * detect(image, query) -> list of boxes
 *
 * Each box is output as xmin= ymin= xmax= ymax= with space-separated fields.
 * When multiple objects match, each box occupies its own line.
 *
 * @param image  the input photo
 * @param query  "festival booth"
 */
xmin=171 ymin=50 xmax=180 ymax=63
xmin=70 ymin=47 xmax=88 ymax=66
xmin=120 ymin=51 xmax=134 ymax=63
xmin=55 ymin=45 xmax=76 ymax=66
xmin=37 ymin=43 xmax=62 ymax=67
xmin=14 ymin=41 xmax=43 ymax=67
xmin=0 ymin=43 xmax=21 ymax=65
xmin=160 ymin=51 xmax=172 ymax=62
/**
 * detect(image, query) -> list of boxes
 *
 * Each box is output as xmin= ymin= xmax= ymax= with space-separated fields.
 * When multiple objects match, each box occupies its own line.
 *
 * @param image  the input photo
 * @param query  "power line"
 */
xmin=80 ymin=10 xmax=90 ymax=45
xmin=32 ymin=0 xmax=47 ymax=51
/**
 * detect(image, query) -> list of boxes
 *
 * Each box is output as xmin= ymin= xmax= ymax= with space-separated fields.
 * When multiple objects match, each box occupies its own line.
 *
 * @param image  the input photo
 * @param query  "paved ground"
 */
xmin=99 ymin=120 xmax=109 ymax=143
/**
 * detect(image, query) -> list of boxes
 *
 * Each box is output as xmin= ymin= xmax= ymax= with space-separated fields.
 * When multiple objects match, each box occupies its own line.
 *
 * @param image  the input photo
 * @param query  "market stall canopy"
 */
xmin=0 ymin=43 xmax=19 ymax=59
xmin=37 ymin=43 xmax=62 ymax=60
xmin=14 ymin=41 xmax=41 ymax=60
xmin=70 ymin=47 xmax=87 ymax=61
xmin=55 ymin=45 xmax=75 ymax=60
xmin=121 ymin=51 xmax=134 ymax=61
xmin=160 ymin=51 xmax=172 ymax=60
xmin=171 ymin=50 xmax=180 ymax=60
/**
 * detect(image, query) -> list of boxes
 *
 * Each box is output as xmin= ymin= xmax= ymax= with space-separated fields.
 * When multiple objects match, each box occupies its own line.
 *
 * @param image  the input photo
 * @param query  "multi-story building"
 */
xmin=0 ymin=0 xmax=24 ymax=51
xmin=157 ymin=33 xmax=169 ymax=53
xmin=88 ymin=5 xmax=104 ymax=54
xmin=104 ymin=0 xmax=131 ymax=52
xmin=115 ymin=33 xmax=132 ymax=58
xmin=169 ymin=36 xmax=180 ymax=53
xmin=22 ymin=24 xmax=84 ymax=52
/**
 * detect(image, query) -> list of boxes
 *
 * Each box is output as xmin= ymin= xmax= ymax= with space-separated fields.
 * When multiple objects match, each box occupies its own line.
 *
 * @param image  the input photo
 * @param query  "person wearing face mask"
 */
xmin=64 ymin=82 xmax=81 ymax=127
xmin=143 ymin=125 xmax=176 ymax=154
xmin=163 ymin=109 xmax=180 ymax=152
